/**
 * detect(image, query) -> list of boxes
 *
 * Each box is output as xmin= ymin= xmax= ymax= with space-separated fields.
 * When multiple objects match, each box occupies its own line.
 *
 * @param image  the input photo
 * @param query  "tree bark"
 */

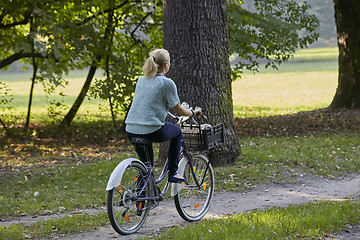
xmin=25 ymin=58 xmax=37 ymax=129
xmin=25 ymin=18 xmax=37 ymax=130
xmin=329 ymin=0 xmax=360 ymax=109
xmin=163 ymin=0 xmax=241 ymax=166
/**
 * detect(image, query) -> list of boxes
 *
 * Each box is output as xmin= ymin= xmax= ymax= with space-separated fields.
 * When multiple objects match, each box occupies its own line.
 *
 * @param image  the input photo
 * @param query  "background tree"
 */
xmin=0 ymin=0 xmax=162 ymax=131
xmin=51 ymin=0 xmax=162 ymax=127
xmin=228 ymin=0 xmax=319 ymax=78
xmin=163 ymin=0 xmax=241 ymax=165
xmin=88 ymin=1 xmax=163 ymax=132
xmin=1 ymin=0 xmax=86 ymax=128
xmin=329 ymin=0 xmax=360 ymax=109
xmin=60 ymin=0 xmax=118 ymax=127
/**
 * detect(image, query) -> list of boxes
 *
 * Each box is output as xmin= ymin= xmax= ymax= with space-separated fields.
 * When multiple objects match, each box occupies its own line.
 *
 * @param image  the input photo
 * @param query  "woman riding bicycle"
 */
xmin=125 ymin=48 xmax=202 ymax=183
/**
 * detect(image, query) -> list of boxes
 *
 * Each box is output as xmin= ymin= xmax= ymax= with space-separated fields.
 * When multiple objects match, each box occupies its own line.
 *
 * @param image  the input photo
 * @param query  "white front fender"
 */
xmin=171 ymin=157 xmax=188 ymax=196
xmin=106 ymin=158 xmax=146 ymax=191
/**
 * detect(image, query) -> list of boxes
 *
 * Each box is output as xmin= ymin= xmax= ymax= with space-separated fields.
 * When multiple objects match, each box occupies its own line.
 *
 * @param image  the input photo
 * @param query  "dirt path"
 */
xmin=1 ymin=174 xmax=359 ymax=239
xmin=55 ymin=174 xmax=359 ymax=240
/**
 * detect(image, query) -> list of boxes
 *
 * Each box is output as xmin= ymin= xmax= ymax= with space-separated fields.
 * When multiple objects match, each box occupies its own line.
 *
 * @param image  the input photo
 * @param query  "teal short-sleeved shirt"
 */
xmin=125 ymin=75 xmax=180 ymax=134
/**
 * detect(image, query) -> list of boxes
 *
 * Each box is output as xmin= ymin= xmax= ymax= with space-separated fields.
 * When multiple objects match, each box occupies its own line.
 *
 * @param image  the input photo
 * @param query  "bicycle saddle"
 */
xmin=130 ymin=137 xmax=153 ymax=146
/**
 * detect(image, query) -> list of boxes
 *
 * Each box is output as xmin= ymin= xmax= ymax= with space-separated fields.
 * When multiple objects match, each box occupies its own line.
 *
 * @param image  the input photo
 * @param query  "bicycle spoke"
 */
xmin=107 ymin=162 xmax=150 ymax=235
xmin=174 ymin=155 xmax=214 ymax=222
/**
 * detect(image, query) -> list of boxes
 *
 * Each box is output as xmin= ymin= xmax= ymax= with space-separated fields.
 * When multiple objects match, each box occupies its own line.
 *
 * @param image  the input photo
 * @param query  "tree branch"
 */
xmin=128 ymin=11 xmax=153 ymax=48
xmin=77 ymin=0 xmax=130 ymax=26
xmin=0 ymin=12 xmax=32 ymax=29
xmin=130 ymin=11 xmax=153 ymax=39
xmin=0 ymin=52 xmax=45 ymax=69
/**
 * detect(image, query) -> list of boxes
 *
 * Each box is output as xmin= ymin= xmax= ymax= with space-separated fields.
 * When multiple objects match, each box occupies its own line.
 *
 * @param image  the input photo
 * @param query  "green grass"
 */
xmin=256 ymin=47 xmax=338 ymax=73
xmin=148 ymin=200 xmax=359 ymax=240
xmin=0 ymin=154 xmax=126 ymax=217
xmin=290 ymin=47 xmax=338 ymax=62
xmin=0 ymin=212 xmax=108 ymax=240
xmin=1 ymin=200 xmax=357 ymax=240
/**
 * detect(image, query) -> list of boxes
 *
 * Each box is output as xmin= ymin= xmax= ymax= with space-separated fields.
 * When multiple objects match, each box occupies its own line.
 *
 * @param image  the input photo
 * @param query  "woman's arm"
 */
xmin=173 ymin=103 xmax=202 ymax=117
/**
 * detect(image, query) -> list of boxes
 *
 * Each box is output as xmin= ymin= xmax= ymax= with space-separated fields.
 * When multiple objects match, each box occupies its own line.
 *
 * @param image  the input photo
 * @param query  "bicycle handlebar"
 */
xmin=168 ymin=107 xmax=208 ymax=125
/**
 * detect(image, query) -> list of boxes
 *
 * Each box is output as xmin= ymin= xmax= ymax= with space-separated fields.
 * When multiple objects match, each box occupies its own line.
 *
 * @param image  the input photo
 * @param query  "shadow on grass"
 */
xmin=0 ymin=120 xmax=130 ymax=167
xmin=235 ymin=108 xmax=360 ymax=137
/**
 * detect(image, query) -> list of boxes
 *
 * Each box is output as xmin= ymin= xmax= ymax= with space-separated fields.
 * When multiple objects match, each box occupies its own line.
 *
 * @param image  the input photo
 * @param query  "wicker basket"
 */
xmin=181 ymin=123 xmax=224 ymax=151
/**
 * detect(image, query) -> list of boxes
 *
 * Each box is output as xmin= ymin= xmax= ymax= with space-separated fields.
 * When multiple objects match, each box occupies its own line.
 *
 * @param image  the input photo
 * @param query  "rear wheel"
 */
xmin=174 ymin=154 xmax=214 ymax=221
xmin=107 ymin=162 xmax=150 ymax=235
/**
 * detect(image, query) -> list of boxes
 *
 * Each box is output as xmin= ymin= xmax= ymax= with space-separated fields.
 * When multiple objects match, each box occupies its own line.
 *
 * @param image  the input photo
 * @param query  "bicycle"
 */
xmin=106 ymin=105 xmax=224 ymax=235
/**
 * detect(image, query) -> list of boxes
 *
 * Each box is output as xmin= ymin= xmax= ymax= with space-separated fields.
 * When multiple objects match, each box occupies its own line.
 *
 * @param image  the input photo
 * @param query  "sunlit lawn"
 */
xmin=233 ymin=71 xmax=337 ymax=117
xmin=232 ymin=47 xmax=338 ymax=118
xmin=0 ymin=69 xmax=110 ymax=124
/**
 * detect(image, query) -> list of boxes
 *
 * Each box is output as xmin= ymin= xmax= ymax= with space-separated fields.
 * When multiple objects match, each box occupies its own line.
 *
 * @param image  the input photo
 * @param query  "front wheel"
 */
xmin=174 ymin=154 xmax=214 ymax=222
xmin=107 ymin=162 xmax=150 ymax=235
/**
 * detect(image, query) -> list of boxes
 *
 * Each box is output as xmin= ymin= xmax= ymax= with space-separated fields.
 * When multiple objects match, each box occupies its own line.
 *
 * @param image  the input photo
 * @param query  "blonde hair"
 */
xmin=143 ymin=49 xmax=170 ymax=78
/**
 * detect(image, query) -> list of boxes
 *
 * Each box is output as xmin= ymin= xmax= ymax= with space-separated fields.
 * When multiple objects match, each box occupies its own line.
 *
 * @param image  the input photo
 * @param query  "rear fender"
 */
xmin=106 ymin=158 xmax=146 ymax=191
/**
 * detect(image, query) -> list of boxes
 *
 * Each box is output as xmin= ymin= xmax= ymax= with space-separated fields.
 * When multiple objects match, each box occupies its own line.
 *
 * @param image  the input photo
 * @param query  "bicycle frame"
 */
xmin=119 ymin=111 xmax=212 ymax=206
xmin=136 ymin=137 xmax=211 ymax=204
xmin=136 ymin=158 xmax=170 ymax=203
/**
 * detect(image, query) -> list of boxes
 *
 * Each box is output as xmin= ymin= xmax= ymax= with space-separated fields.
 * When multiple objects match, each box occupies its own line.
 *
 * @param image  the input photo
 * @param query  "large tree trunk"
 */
xmin=329 ymin=0 xmax=360 ymax=109
xmin=163 ymin=0 xmax=241 ymax=166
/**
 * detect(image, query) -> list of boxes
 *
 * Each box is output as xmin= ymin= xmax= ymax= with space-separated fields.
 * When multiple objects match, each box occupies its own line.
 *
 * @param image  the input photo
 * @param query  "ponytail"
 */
xmin=143 ymin=56 xmax=158 ymax=78
xmin=143 ymin=49 xmax=170 ymax=78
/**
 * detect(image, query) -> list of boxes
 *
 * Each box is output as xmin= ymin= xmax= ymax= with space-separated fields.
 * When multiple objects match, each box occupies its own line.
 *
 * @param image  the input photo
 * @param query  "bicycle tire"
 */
xmin=174 ymin=154 xmax=214 ymax=222
xmin=107 ymin=161 xmax=150 ymax=235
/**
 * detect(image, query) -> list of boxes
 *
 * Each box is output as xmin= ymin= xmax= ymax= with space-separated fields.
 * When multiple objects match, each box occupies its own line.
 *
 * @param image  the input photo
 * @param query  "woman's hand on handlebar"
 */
xmin=173 ymin=103 xmax=202 ymax=117
xmin=193 ymin=107 xmax=202 ymax=117
xmin=170 ymin=104 xmax=207 ymax=124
